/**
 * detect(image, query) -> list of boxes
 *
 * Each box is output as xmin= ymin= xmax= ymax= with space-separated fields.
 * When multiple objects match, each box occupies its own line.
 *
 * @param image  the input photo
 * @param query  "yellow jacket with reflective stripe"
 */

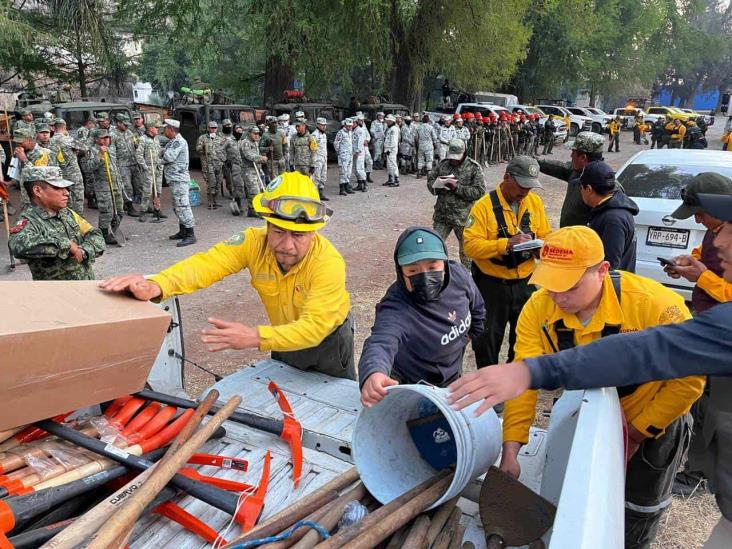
xmin=148 ymin=226 xmax=350 ymax=352
xmin=503 ymin=271 xmax=704 ymax=444
xmin=463 ymin=183 xmax=552 ymax=280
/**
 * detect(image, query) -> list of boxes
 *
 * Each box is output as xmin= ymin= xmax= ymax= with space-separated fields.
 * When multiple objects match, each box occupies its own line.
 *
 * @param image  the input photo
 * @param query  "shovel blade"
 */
xmin=479 ymin=466 xmax=556 ymax=547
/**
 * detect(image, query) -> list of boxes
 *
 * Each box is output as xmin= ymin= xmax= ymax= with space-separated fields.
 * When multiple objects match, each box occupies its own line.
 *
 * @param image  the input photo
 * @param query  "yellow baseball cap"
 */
xmin=529 ymin=226 xmax=605 ymax=292
xmin=253 ymin=171 xmax=331 ymax=232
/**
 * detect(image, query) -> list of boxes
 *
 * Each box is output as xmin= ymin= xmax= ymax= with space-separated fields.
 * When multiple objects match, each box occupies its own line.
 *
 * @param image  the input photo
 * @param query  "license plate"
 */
xmin=646 ymin=226 xmax=690 ymax=249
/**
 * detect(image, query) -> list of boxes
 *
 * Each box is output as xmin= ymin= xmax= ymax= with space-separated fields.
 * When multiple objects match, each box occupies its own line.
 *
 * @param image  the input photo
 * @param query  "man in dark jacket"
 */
xmin=580 ymin=161 xmax=639 ymax=271
xmin=359 ymin=227 xmax=486 ymax=406
xmin=447 ymin=192 xmax=732 ymax=549
xmin=538 ymin=131 xmax=605 ymax=227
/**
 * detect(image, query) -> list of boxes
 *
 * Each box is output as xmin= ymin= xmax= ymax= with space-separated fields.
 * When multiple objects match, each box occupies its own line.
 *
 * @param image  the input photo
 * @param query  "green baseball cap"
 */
xmin=671 ymin=172 xmax=732 ymax=219
xmin=397 ymin=229 xmax=448 ymax=266
xmin=507 ymin=155 xmax=543 ymax=189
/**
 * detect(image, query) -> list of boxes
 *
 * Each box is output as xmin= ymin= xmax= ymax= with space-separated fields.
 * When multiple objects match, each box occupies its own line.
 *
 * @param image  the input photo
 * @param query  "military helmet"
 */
xmin=567 ymin=131 xmax=605 ymax=155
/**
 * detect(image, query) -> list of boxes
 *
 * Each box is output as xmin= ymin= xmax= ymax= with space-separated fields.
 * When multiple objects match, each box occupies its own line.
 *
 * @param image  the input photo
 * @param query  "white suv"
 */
xmin=512 ymin=104 xmax=568 ymax=141
xmin=536 ymin=105 xmax=593 ymax=136
xmin=566 ymin=107 xmax=612 ymax=134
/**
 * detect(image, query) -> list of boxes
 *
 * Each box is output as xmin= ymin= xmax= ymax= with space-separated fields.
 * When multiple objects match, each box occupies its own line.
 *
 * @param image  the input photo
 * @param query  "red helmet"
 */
xmin=489 ymin=113 xmax=497 ymax=120
xmin=474 ymin=112 xmax=483 ymax=121
xmin=462 ymin=112 xmax=474 ymax=120
xmin=453 ymin=113 xmax=461 ymax=120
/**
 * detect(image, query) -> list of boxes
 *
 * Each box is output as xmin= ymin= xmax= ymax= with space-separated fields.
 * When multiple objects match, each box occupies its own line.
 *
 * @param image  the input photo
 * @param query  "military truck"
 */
xmin=171 ymin=103 xmax=260 ymax=163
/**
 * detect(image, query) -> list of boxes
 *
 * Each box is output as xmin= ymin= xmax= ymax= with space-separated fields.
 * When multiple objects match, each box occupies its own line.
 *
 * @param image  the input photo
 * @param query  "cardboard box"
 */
xmin=0 ymin=281 xmax=171 ymax=430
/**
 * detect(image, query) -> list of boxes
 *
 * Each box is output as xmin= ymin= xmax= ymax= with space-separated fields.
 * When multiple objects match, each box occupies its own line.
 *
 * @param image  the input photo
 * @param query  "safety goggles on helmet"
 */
xmin=259 ymin=196 xmax=333 ymax=224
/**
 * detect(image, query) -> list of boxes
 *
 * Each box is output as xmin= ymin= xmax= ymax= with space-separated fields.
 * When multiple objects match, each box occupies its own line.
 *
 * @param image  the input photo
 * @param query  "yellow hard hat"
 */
xmin=253 ymin=172 xmax=331 ymax=232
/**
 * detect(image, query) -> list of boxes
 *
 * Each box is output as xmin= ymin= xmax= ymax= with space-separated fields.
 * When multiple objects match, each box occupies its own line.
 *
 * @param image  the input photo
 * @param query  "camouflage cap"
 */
xmin=12 ymin=128 xmax=34 ymax=143
xmin=96 ymin=112 xmax=110 ymax=120
xmin=53 ymin=118 xmax=67 ymax=126
xmin=567 ymin=131 xmax=604 ymax=154
xmin=92 ymin=128 xmax=110 ymax=139
xmin=222 ymin=118 xmax=233 ymax=126
xmin=446 ymin=139 xmax=466 ymax=160
xmin=19 ymin=108 xmax=32 ymax=116
xmin=145 ymin=119 xmax=162 ymax=129
xmin=35 ymin=123 xmax=51 ymax=133
xmin=208 ymin=120 xmax=218 ymax=128
xmin=132 ymin=111 xmax=143 ymax=119
xmin=249 ymin=125 xmax=261 ymax=134
xmin=316 ymin=117 xmax=327 ymax=125
xmin=116 ymin=113 xmax=130 ymax=125
xmin=23 ymin=166 xmax=75 ymax=188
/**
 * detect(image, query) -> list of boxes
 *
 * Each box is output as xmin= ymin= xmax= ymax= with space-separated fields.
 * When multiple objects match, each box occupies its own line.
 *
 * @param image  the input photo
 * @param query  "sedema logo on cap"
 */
xmin=541 ymin=244 xmax=574 ymax=261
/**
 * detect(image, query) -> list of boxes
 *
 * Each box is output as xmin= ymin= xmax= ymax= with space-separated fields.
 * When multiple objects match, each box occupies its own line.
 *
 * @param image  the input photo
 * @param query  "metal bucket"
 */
xmin=353 ymin=384 xmax=501 ymax=509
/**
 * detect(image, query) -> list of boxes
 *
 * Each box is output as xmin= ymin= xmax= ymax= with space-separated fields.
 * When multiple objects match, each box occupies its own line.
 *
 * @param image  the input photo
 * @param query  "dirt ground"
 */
xmin=1 ymin=122 xmax=725 ymax=547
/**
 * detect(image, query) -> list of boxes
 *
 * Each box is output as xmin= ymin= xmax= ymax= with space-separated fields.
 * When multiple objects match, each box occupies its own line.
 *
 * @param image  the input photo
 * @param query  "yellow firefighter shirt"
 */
xmin=464 ymin=183 xmax=552 ymax=280
xmin=692 ymin=239 xmax=732 ymax=303
xmin=503 ymin=271 xmax=704 ymax=443
xmin=148 ymin=226 xmax=350 ymax=353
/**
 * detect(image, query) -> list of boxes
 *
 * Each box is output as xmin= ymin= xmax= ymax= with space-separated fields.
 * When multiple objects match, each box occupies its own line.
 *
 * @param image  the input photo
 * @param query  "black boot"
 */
xmin=101 ymin=228 xmax=118 ymax=245
xmin=345 ymin=183 xmax=356 ymax=194
xmin=169 ymin=223 xmax=185 ymax=240
xmin=416 ymin=169 xmax=422 ymax=179
xmin=366 ymin=172 xmax=373 ymax=183
xmin=319 ymin=189 xmax=330 ymax=201
xmin=177 ymin=226 xmax=197 ymax=247
xmin=361 ymin=180 xmax=368 ymax=192
xmin=339 ymin=184 xmax=347 ymax=196
xmin=383 ymin=176 xmax=392 ymax=186
xmin=125 ymin=201 xmax=140 ymax=217
xmin=355 ymin=180 xmax=364 ymax=191
xmin=247 ymin=206 xmax=258 ymax=218
xmin=389 ymin=177 xmax=400 ymax=187
xmin=155 ymin=210 xmax=168 ymax=219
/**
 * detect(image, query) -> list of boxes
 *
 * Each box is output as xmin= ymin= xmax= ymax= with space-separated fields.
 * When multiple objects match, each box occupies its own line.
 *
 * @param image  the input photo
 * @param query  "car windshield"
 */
xmin=618 ymin=163 xmax=732 ymax=199
xmin=587 ymin=108 xmax=604 ymax=115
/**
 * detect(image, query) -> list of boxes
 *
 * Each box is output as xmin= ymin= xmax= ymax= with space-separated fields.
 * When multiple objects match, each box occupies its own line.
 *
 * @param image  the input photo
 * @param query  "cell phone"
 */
xmin=657 ymin=257 xmax=677 ymax=267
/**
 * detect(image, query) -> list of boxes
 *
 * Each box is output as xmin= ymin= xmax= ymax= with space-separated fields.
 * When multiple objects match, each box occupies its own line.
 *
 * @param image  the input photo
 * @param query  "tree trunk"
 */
xmin=387 ymin=0 xmax=421 ymax=111
xmin=74 ymin=24 xmax=87 ymax=97
xmin=264 ymin=55 xmax=294 ymax=106
xmin=589 ymin=82 xmax=596 ymax=107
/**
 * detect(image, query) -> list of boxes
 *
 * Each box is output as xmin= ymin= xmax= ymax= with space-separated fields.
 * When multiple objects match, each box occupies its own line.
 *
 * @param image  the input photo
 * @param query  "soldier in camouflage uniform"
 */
xmin=161 ymin=119 xmax=196 ymax=247
xmin=334 ymin=118 xmax=355 ymax=195
xmin=135 ymin=121 xmax=167 ymax=223
xmin=220 ymin=119 xmax=236 ymax=197
xmin=221 ymin=119 xmax=245 ymax=216
xmin=12 ymin=108 xmax=35 ymax=136
xmin=383 ymin=114 xmax=400 ymax=187
xmin=261 ymin=117 xmax=287 ymax=181
xmin=538 ymin=131 xmax=605 ymax=227
xmin=87 ymin=128 xmax=124 ymax=245
xmin=370 ymin=112 xmax=386 ymax=169
xmin=49 ymin=118 xmax=85 ymax=213
xmin=352 ymin=115 xmax=371 ymax=191
xmin=356 ymin=114 xmax=374 ymax=184
xmin=196 ymin=120 xmax=226 ymax=209
xmin=96 ymin=112 xmax=112 ymax=131
xmin=427 ymin=139 xmax=486 ymax=268
xmin=110 ymin=114 xmax=141 ymax=217
xmin=239 ymin=126 xmax=267 ymax=217
xmin=9 ymin=166 xmax=105 ymax=280
xmin=76 ymin=117 xmax=98 ymax=209
xmin=290 ymin=119 xmax=317 ymax=177
xmin=398 ymin=116 xmax=416 ymax=175
xmin=15 ymin=125 xmax=57 ymax=208
xmin=415 ymin=114 xmax=437 ymax=179
xmin=312 ymin=117 xmax=329 ymax=201
xmin=132 ymin=112 xmax=146 ymax=137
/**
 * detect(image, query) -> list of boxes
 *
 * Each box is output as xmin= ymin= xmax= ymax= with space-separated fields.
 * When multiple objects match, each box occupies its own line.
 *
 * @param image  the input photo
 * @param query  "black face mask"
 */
xmin=222 ymin=127 xmax=232 ymax=134
xmin=408 ymin=271 xmax=444 ymax=302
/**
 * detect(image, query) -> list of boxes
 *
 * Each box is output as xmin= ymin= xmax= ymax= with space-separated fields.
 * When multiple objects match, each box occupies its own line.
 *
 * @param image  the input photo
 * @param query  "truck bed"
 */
xmin=132 ymin=359 xmax=548 ymax=548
